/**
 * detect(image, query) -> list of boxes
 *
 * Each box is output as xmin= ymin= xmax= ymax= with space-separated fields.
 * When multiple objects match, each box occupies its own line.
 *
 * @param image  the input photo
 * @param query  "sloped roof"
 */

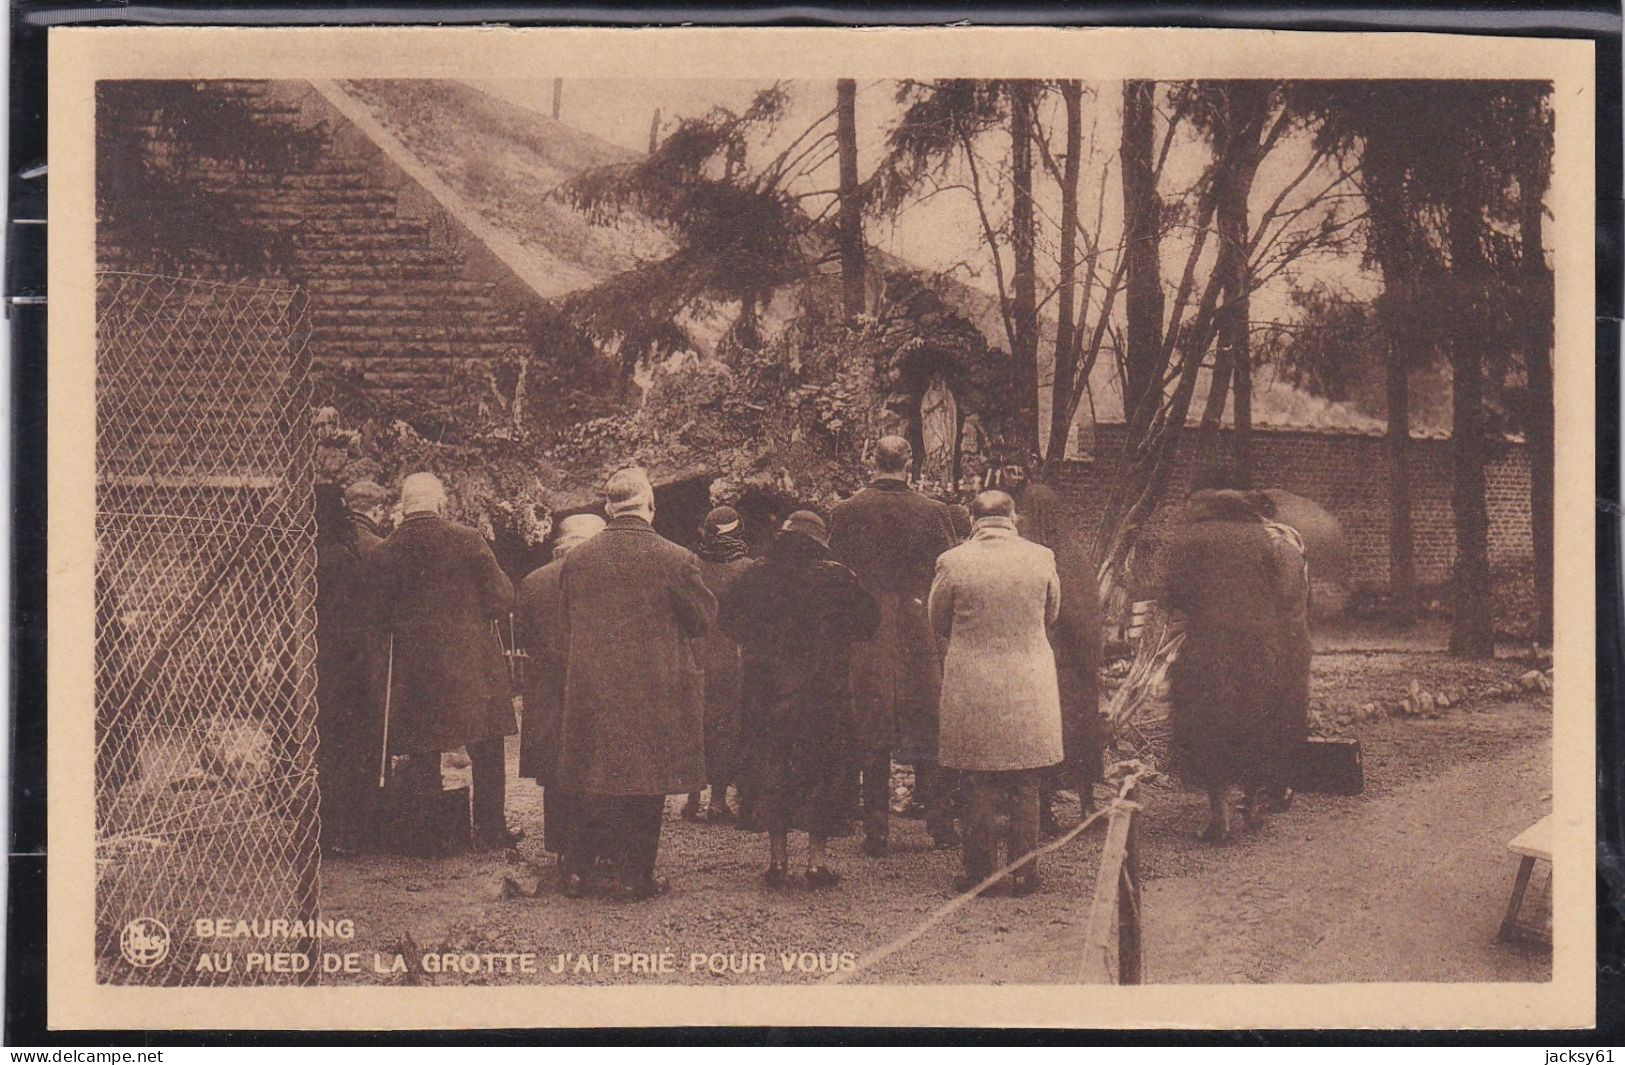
xmin=339 ymin=78 xmax=1439 ymax=440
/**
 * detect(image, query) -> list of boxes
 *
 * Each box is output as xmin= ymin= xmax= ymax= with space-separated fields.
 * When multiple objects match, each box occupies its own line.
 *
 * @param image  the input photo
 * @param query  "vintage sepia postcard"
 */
xmin=45 ymin=25 xmax=1597 ymax=1030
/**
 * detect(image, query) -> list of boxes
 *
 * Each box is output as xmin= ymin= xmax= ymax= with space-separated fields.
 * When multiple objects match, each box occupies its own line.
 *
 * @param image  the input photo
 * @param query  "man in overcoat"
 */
xmin=829 ymin=436 xmax=960 ymax=856
xmin=371 ymin=472 xmax=517 ymax=853
xmin=929 ymin=490 xmax=1063 ymax=896
xmin=557 ymin=468 xmax=718 ymax=900
xmin=345 ymin=479 xmax=390 ymax=550
xmin=997 ymin=454 xmax=1099 ymax=829
xmin=314 ymin=482 xmax=389 ymax=854
xmin=516 ymin=512 xmax=605 ymax=896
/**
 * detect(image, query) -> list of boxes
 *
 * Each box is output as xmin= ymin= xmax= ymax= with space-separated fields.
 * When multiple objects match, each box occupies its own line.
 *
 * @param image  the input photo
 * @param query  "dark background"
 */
xmin=6 ymin=0 xmax=1621 ymax=1046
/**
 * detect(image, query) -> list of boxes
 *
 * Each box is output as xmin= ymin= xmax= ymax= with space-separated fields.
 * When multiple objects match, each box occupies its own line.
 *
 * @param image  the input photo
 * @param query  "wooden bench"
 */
xmin=1498 ymin=814 xmax=1552 ymax=945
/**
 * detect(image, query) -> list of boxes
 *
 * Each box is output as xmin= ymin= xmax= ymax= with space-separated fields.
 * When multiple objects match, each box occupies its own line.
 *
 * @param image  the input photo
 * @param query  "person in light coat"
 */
xmin=929 ymin=490 xmax=1062 ymax=897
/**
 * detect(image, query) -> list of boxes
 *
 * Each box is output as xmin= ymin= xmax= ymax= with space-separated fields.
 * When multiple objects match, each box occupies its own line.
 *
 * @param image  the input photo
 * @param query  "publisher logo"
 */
xmin=119 ymin=917 xmax=170 ymax=968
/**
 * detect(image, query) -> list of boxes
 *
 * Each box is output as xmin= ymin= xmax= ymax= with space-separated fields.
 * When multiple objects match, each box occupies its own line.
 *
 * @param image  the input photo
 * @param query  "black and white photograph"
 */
xmin=44 ymin=25 xmax=1598 ymax=1030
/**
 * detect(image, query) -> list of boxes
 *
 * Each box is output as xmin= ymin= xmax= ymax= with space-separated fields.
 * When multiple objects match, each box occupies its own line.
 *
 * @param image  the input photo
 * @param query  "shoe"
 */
xmin=861 ymin=835 xmax=888 ymax=858
xmin=804 ymin=866 xmax=842 ymax=890
xmin=474 ymin=826 xmax=525 ymax=851
xmin=610 ymin=875 xmax=671 ymax=902
xmin=559 ymin=871 xmax=589 ymax=899
xmin=1270 ymin=786 xmax=1296 ymax=812
xmin=761 ymin=864 xmax=789 ymax=889
xmin=1008 ymin=872 xmax=1041 ymax=897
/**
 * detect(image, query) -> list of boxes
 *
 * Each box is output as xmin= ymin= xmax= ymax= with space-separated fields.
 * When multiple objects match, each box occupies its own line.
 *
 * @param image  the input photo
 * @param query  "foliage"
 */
xmin=96 ymin=81 xmax=328 ymax=276
xmin=1259 ymin=283 xmax=1385 ymax=404
xmin=555 ymin=85 xmax=822 ymax=380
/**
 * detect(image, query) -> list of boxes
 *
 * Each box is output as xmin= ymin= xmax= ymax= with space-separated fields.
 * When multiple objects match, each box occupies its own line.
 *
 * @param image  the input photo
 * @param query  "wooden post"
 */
xmin=1117 ymin=782 xmax=1143 ymax=984
xmin=551 ymin=78 xmax=562 ymax=120
xmin=648 ymin=108 xmax=661 ymax=155
xmin=1079 ymin=794 xmax=1136 ymax=982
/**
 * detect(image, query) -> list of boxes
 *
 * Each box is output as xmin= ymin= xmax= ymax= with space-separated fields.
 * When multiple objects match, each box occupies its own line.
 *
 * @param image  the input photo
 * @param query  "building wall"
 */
xmin=1048 ymin=424 xmax=1532 ymax=591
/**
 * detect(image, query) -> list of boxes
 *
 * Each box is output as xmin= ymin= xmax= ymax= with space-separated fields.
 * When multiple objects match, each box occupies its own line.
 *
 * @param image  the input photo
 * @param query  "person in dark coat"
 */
xmin=996 ymin=454 xmax=1089 ymax=832
xmin=515 ymin=512 xmax=605 ymax=895
xmin=345 ymin=478 xmax=390 ymax=551
xmin=1160 ymin=487 xmax=1309 ymax=842
xmin=371 ymin=472 xmax=517 ymax=853
xmin=829 ymin=436 xmax=960 ymax=856
xmin=682 ymin=506 xmax=753 ymax=823
xmin=314 ymin=481 xmax=389 ymax=855
xmin=1250 ymin=490 xmax=1314 ymax=812
xmin=721 ymin=511 xmax=879 ymax=888
xmin=557 ymin=467 xmax=718 ymax=900
xmin=999 ymin=454 xmax=1061 ymax=552
xmin=1049 ymin=524 xmax=1105 ymax=818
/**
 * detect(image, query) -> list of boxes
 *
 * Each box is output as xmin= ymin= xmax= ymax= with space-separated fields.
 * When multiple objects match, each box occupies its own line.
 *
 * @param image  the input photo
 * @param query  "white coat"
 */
xmin=928 ymin=517 xmax=1063 ymax=772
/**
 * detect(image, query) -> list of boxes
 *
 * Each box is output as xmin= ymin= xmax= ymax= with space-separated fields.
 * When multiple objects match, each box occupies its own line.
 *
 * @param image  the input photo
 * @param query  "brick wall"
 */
xmin=101 ymin=80 xmax=535 ymax=410
xmin=1048 ymin=424 xmax=1532 ymax=591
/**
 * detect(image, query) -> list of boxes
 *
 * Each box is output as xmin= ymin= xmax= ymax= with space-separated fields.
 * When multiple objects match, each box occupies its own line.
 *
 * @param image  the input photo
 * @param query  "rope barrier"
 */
xmin=824 ymin=767 xmax=1147 ymax=985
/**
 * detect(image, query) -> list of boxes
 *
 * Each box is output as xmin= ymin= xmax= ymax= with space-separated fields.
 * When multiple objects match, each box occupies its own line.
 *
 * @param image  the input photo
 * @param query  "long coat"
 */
xmin=370 ymin=511 xmax=516 ymax=755
xmin=315 ymin=523 xmax=382 ymax=767
xmin=557 ymin=515 xmax=718 ymax=796
xmin=695 ymin=554 xmax=751 ymax=785
xmin=515 ymin=554 xmax=568 ymax=784
xmin=929 ymin=519 xmax=1063 ymax=772
xmin=1050 ymin=526 xmax=1105 ymax=786
xmin=829 ymin=478 xmax=958 ymax=762
xmin=1160 ymin=490 xmax=1308 ymax=789
xmin=720 ymin=533 xmax=880 ymax=830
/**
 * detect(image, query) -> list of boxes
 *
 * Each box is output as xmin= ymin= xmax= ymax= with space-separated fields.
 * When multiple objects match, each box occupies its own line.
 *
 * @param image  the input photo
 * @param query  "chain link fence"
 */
xmin=94 ymin=271 xmax=320 ymax=985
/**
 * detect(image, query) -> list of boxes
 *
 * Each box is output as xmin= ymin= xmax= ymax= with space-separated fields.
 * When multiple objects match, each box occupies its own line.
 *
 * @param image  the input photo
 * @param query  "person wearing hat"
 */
xmin=681 ymin=506 xmax=753 ymax=824
xmin=343 ymin=478 xmax=391 ymax=551
xmin=371 ymin=472 xmax=519 ymax=854
xmin=829 ymin=435 xmax=961 ymax=856
xmin=556 ymin=468 xmax=718 ymax=900
xmin=721 ymin=510 xmax=879 ymax=888
xmin=314 ymin=481 xmax=390 ymax=855
xmin=515 ymin=512 xmax=606 ymax=896
xmin=929 ymin=490 xmax=1063 ymax=896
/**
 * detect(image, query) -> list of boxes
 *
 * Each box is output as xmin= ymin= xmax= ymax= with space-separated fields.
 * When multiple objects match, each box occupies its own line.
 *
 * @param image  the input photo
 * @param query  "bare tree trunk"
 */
xmin=1046 ymin=80 xmax=1084 ymax=462
xmin=1362 ymin=141 xmax=1423 ymax=625
xmin=1009 ymin=79 xmax=1040 ymax=456
xmin=836 ymin=79 xmax=866 ymax=321
xmin=552 ymin=79 xmax=563 ymax=121
xmin=1385 ymin=344 xmax=1419 ymax=624
xmin=1521 ymin=144 xmax=1555 ymax=645
xmin=1447 ymin=201 xmax=1496 ymax=658
xmin=1120 ymin=81 xmax=1165 ymax=452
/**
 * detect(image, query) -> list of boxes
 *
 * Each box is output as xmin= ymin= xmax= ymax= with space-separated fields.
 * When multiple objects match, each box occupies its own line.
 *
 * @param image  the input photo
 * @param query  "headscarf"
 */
xmin=699 ymin=505 xmax=749 ymax=563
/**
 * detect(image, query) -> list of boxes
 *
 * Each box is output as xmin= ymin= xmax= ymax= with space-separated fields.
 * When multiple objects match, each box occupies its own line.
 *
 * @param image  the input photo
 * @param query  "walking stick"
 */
xmin=378 ymin=633 xmax=395 ymax=789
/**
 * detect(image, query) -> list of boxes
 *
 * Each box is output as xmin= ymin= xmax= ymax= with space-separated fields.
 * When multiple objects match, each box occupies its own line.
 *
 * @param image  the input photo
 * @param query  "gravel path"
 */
xmin=316 ymin=636 xmax=1551 ymax=988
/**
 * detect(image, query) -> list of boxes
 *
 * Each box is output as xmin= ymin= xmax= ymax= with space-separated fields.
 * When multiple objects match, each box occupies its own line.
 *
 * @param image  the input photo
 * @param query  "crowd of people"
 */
xmin=313 ymin=434 xmax=1312 ymax=901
